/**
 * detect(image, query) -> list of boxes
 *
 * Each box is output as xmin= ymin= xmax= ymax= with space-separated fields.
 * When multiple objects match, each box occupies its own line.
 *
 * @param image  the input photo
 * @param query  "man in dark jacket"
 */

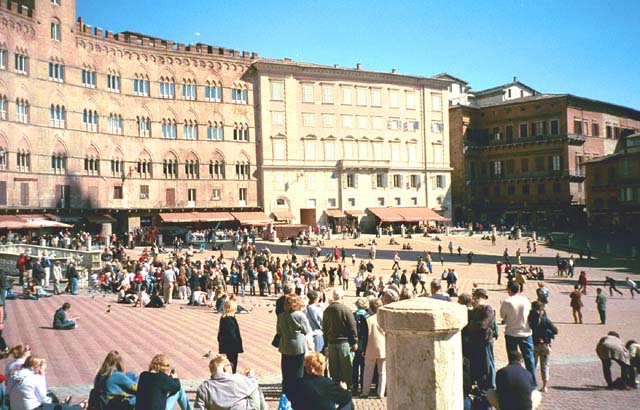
xmin=488 ymin=350 xmax=541 ymax=410
xmin=31 ymin=257 xmax=45 ymax=287
xmin=323 ymin=288 xmax=358 ymax=389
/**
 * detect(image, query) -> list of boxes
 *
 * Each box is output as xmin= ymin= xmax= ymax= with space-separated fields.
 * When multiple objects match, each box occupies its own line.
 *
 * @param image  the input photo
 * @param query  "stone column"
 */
xmin=378 ymin=298 xmax=468 ymax=410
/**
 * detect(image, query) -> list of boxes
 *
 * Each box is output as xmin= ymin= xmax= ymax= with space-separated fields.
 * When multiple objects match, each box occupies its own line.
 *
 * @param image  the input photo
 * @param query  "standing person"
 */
xmin=467 ymin=251 xmax=474 ymax=266
xmin=409 ymin=269 xmax=419 ymax=292
xmin=503 ymin=248 xmax=510 ymax=264
xmin=391 ymin=253 xmax=400 ymax=270
xmin=516 ymin=248 xmax=522 ymax=265
xmin=569 ymin=285 xmax=584 ymax=324
xmin=626 ymin=277 xmax=640 ymax=299
xmin=448 ymin=241 xmax=454 ymax=255
xmin=176 ymin=269 xmax=188 ymax=301
xmin=53 ymin=302 xmax=77 ymax=330
xmin=595 ymin=288 xmax=607 ymax=325
xmin=535 ymin=282 xmax=549 ymax=306
xmin=500 ymin=282 xmax=537 ymax=387
xmin=135 ymin=354 xmax=191 ymax=410
xmin=528 ymin=301 xmax=558 ymax=392
xmin=467 ymin=289 xmax=496 ymax=392
xmin=305 ymin=290 xmax=325 ymax=353
xmin=277 ymin=294 xmax=311 ymax=398
xmin=65 ymin=259 xmax=79 ymax=295
xmin=340 ymin=247 xmax=346 ymax=264
xmin=217 ymin=300 xmax=243 ymax=373
xmin=604 ymin=276 xmax=623 ymax=296
xmin=341 ymin=266 xmax=349 ymax=291
xmin=496 ymin=261 xmax=503 ymax=285
xmin=577 ymin=271 xmax=588 ymax=295
xmin=596 ymin=332 xmax=633 ymax=389
xmin=323 ymin=288 xmax=358 ymax=389
xmin=352 ymin=298 xmax=369 ymax=392
xmin=486 ymin=351 xmax=541 ymax=410
xmin=162 ymin=263 xmax=176 ymax=305
xmin=361 ymin=299 xmax=386 ymax=398
xmin=52 ymin=260 xmax=63 ymax=295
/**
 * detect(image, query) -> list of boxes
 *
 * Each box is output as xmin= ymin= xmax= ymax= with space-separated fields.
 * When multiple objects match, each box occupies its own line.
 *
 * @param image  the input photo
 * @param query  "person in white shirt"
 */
xmin=162 ymin=264 xmax=177 ymax=304
xmin=8 ymin=356 xmax=50 ymax=410
xmin=626 ymin=277 xmax=640 ymax=299
xmin=500 ymin=282 xmax=537 ymax=387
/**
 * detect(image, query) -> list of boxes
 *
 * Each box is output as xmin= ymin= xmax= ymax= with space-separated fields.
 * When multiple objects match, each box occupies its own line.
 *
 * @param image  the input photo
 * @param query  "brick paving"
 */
xmin=3 ymin=233 xmax=639 ymax=409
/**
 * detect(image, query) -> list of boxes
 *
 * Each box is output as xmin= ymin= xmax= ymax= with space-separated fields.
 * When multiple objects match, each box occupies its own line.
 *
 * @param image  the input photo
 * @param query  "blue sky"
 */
xmin=77 ymin=0 xmax=640 ymax=109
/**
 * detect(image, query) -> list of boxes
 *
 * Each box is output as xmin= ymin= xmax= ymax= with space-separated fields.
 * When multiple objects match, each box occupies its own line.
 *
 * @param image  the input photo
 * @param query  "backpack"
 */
xmin=87 ymin=376 xmax=108 ymax=410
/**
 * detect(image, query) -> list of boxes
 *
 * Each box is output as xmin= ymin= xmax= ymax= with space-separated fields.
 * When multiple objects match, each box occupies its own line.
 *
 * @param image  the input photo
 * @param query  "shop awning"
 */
xmin=195 ymin=212 xmax=235 ymax=222
xmin=0 ymin=215 xmax=73 ymax=230
xmin=85 ymin=214 xmax=116 ymax=224
xmin=24 ymin=220 xmax=73 ymax=229
xmin=325 ymin=209 xmax=346 ymax=218
xmin=367 ymin=208 xmax=406 ymax=222
xmin=159 ymin=212 xmax=199 ymax=223
xmin=231 ymin=211 xmax=273 ymax=225
xmin=272 ymin=209 xmax=294 ymax=221
xmin=367 ymin=207 xmax=450 ymax=223
xmin=345 ymin=210 xmax=366 ymax=217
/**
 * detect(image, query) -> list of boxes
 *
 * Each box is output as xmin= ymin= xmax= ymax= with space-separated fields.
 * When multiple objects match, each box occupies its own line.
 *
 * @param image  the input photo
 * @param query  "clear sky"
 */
xmin=76 ymin=0 xmax=640 ymax=109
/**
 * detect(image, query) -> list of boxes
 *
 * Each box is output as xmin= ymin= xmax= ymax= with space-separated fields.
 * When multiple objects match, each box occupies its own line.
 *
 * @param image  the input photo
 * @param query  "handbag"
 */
xmin=271 ymin=333 xmax=281 ymax=348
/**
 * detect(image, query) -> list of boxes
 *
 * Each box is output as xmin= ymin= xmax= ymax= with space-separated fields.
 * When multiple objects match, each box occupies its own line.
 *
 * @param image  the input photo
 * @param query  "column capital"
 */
xmin=378 ymin=297 xmax=468 ymax=333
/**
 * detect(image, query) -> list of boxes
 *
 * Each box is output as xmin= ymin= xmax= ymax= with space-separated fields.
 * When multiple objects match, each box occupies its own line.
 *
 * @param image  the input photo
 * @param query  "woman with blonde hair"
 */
xmin=93 ymin=350 xmax=138 ymax=406
xmin=276 ymin=294 xmax=311 ymax=398
xmin=135 ymin=354 xmax=191 ymax=410
xmin=217 ymin=300 xmax=244 ymax=373
xmin=4 ymin=344 xmax=31 ymax=383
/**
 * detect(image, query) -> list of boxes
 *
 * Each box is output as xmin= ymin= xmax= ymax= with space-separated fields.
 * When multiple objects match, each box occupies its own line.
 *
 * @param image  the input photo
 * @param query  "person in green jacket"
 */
xmin=596 ymin=288 xmax=607 ymax=324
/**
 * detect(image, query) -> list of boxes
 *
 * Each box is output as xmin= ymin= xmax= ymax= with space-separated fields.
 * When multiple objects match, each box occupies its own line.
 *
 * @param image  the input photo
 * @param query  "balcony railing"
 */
xmin=467 ymin=170 xmax=586 ymax=182
xmin=465 ymin=133 xmax=586 ymax=149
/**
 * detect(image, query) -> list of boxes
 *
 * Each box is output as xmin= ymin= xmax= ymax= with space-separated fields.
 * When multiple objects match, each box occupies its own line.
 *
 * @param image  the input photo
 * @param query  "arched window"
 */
xmin=182 ymin=78 xmax=196 ymax=100
xmin=83 ymin=109 xmax=98 ymax=132
xmin=159 ymin=76 xmax=175 ymax=99
xmin=207 ymin=121 xmax=224 ymax=141
xmin=111 ymin=156 xmax=124 ymax=177
xmin=51 ymin=153 xmax=67 ymax=174
xmin=84 ymin=155 xmax=100 ymax=175
xmin=209 ymin=160 xmax=225 ymax=179
xmin=0 ymin=95 xmax=7 ymax=120
xmin=51 ymin=19 xmax=61 ymax=41
xmin=16 ymin=99 xmax=29 ymax=123
xmin=50 ymin=104 xmax=66 ymax=128
xmin=205 ymin=80 xmax=222 ymax=102
xmin=185 ymin=159 xmax=199 ymax=179
xmin=17 ymin=149 xmax=30 ymax=172
xmin=231 ymin=83 xmax=248 ymax=104
xmin=233 ymin=123 xmax=249 ymax=141
xmin=136 ymin=116 xmax=151 ymax=137
xmin=109 ymin=113 xmax=123 ymax=135
xmin=183 ymin=119 xmax=198 ymax=140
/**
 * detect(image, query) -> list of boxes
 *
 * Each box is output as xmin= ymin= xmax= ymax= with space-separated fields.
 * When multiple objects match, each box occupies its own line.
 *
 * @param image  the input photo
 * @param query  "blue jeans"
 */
xmin=71 ymin=277 xmax=78 ymax=295
xmin=337 ymin=400 xmax=354 ymax=410
xmin=165 ymin=386 xmax=191 ymax=410
xmin=505 ymin=335 xmax=537 ymax=387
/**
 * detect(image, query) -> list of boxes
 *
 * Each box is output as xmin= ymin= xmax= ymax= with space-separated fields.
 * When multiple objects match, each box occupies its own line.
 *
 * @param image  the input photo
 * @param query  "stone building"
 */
xmin=0 ymin=0 xmax=260 ymax=231
xmin=449 ymin=94 xmax=640 ymax=229
xmin=249 ymin=61 xmax=452 ymax=230
xmin=585 ymin=133 xmax=640 ymax=233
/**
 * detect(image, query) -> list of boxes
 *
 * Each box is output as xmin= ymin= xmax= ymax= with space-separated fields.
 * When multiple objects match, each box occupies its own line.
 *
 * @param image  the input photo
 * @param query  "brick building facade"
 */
xmin=1 ymin=0 xmax=260 ymax=231
xmin=449 ymin=94 xmax=640 ymax=229
xmin=585 ymin=133 xmax=640 ymax=233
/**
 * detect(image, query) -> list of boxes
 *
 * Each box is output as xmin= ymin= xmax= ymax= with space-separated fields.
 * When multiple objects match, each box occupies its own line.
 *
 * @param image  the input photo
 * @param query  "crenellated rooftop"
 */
xmin=75 ymin=17 xmax=258 ymax=60
xmin=1 ymin=0 xmax=34 ymax=18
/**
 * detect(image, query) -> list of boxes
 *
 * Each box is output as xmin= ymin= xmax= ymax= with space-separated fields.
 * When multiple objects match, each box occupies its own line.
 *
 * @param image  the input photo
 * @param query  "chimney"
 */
xmin=356 ymin=63 xmax=361 ymax=70
xmin=334 ymin=64 xmax=339 ymax=68
xmin=391 ymin=68 xmax=397 ymax=74
xmin=513 ymin=76 xmax=518 ymax=83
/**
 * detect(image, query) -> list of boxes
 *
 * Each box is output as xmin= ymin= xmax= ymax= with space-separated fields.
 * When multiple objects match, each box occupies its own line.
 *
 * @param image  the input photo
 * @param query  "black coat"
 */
xmin=291 ymin=375 xmax=352 ymax=410
xmin=218 ymin=316 xmax=244 ymax=354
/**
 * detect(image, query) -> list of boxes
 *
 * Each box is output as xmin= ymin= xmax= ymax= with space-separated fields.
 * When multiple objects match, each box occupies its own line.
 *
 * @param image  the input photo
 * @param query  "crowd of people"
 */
xmin=0 ymin=225 xmax=638 ymax=410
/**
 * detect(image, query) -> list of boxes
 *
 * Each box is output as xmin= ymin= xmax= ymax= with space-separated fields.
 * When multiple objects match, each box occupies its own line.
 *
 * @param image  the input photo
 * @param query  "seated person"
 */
xmin=389 ymin=237 xmax=399 ymax=245
xmin=117 ymin=288 xmax=138 ymax=305
xmin=146 ymin=290 xmax=165 ymax=308
xmin=194 ymin=354 xmax=267 ymax=410
xmin=214 ymin=287 xmax=227 ymax=313
xmin=487 ymin=350 xmax=541 ymax=410
xmin=228 ymin=293 xmax=251 ymax=314
xmin=405 ymin=243 xmax=413 ymax=250
xmin=136 ymin=285 xmax=152 ymax=307
xmin=22 ymin=279 xmax=40 ymax=300
xmin=136 ymin=354 xmax=190 ymax=410
xmin=191 ymin=287 xmax=207 ymax=306
xmin=53 ymin=302 xmax=78 ymax=330
xmin=290 ymin=352 xmax=353 ymax=410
